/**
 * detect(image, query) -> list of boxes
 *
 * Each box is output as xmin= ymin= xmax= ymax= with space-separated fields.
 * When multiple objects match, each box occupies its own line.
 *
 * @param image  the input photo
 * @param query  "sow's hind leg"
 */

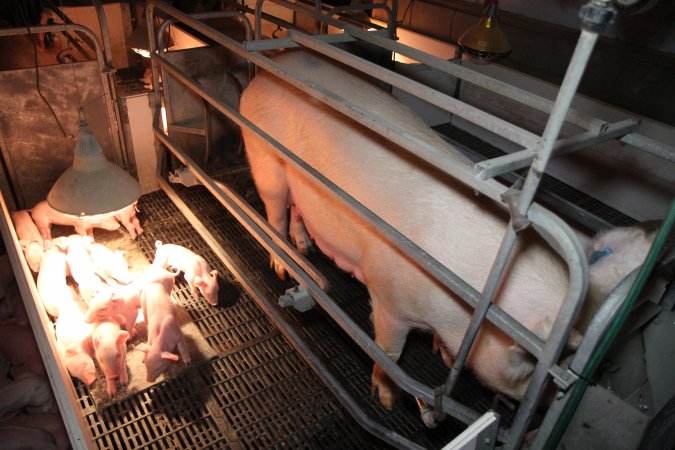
xmin=244 ymin=133 xmax=292 ymax=280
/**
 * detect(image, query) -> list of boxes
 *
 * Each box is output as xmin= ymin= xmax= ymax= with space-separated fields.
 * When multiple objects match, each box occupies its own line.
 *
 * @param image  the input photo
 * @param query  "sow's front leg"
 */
xmin=369 ymin=290 xmax=411 ymax=411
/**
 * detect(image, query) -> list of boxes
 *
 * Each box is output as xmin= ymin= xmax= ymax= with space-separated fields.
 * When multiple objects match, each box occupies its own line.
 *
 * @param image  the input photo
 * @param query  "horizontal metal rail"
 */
xmin=151 ymin=109 xmax=486 ymax=432
xmin=475 ymin=119 xmax=639 ymax=180
xmin=620 ymin=132 xmax=675 ymax=164
xmin=264 ymin=0 xmax=606 ymax=132
xmin=148 ymin=1 xmax=588 ymax=446
xmin=152 ymin=48 xmax=547 ymax=360
xmin=155 ymin=173 xmax=427 ymax=450
xmin=243 ymin=31 xmax=368 ymax=51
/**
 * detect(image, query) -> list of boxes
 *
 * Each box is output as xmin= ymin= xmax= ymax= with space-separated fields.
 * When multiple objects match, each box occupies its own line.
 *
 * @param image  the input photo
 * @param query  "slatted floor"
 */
xmin=73 ymin=120 xmax=632 ymax=448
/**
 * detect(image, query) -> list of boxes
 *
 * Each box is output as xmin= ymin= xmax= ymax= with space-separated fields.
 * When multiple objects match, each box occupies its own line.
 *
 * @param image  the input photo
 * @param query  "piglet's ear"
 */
xmin=117 ymin=330 xmax=131 ymax=346
xmin=136 ymin=343 xmax=150 ymax=353
xmin=194 ymin=276 xmax=206 ymax=288
xmin=161 ymin=351 xmax=179 ymax=362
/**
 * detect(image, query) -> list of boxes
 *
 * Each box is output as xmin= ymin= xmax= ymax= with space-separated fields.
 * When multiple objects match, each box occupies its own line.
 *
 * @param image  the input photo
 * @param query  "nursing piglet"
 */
xmin=11 ymin=210 xmax=44 ymax=272
xmin=152 ymin=241 xmax=219 ymax=305
xmin=92 ymin=319 xmax=130 ymax=397
xmin=114 ymin=202 xmax=143 ymax=239
xmin=30 ymin=200 xmax=120 ymax=241
xmin=241 ymin=50 xmax=575 ymax=409
xmin=36 ymin=237 xmax=70 ymax=317
xmin=137 ymin=268 xmax=190 ymax=382
xmin=55 ymin=299 xmax=97 ymax=386
xmin=87 ymin=242 xmax=132 ymax=285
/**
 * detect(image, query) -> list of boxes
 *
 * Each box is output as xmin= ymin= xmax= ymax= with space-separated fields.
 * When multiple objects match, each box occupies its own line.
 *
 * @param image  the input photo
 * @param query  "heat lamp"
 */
xmin=457 ymin=0 xmax=512 ymax=62
xmin=47 ymin=119 xmax=141 ymax=217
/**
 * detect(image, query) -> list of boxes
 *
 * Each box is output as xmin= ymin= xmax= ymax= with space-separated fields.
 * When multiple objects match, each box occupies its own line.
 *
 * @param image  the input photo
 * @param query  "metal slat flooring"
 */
xmin=74 ymin=120 xmax=630 ymax=449
xmin=73 ymin=156 xmax=520 ymax=449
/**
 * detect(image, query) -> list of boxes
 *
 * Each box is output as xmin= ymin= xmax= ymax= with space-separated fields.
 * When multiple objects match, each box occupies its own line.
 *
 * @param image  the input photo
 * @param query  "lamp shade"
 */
xmin=127 ymin=21 xmax=151 ymax=58
xmin=458 ymin=1 xmax=511 ymax=62
xmin=47 ymin=120 xmax=141 ymax=216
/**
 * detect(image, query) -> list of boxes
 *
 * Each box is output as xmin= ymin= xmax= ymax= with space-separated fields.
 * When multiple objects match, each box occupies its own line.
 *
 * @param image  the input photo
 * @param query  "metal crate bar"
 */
xmin=147 ymin=1 xmax=590 ymax=446
xmin=260 ymin=0 xmax=606 ymax=133
xmin=151 ymin=48 xmax=549 ymax=361
xmin=286 ymin=28 xmax=541 ymax=151
xmin=153 ymin=172 xmax=427 ymax=449
xmin=619 ymin=132 xmax=675 ymax=163
xmin=475 ymin=119 xmax=639 ymax=180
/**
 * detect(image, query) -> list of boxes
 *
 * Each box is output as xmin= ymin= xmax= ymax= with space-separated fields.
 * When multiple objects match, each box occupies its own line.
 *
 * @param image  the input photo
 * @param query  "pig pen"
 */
xmin=143 ymin=2 xmax=674 ymax=449
xmin=0 ymin=2 xmax=674 ymax=450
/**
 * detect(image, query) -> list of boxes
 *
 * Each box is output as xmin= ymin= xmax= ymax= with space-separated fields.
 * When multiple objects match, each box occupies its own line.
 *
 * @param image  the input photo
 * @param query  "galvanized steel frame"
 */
xmin=145 ymin=0 xmax=663 ymax=447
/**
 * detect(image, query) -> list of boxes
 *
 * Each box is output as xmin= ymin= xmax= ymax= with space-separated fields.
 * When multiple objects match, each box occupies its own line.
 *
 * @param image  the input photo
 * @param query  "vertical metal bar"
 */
xmin=515 ymin=30 xmax=599 ymax=215
xmin=436 ymin=27 xmax=598 ymax=444
xmin=502 ymin=29 xmax=599 ymax=450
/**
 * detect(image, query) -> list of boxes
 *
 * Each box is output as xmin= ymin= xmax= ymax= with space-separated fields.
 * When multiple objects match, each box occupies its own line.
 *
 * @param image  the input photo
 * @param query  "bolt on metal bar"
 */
xmin=474 ymin=119 xmax=639 ymax=180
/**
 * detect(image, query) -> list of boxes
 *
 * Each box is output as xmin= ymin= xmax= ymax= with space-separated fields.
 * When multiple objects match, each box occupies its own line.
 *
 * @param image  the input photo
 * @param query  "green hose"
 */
xmin=544 ymin=198 xmax=675 ymax=450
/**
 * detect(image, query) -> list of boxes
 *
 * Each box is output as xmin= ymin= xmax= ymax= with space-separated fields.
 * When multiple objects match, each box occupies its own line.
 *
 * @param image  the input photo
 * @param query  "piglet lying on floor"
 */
xmin=55 ymin=297 xmax=97 ymax=387
xmin=11 ymin=210 xmax=44 ymax=273
xmin=87 ymin=242 xmax=132 ymax=285
xmin=137 ymin=266 xmax=190 ymax=382
xmin=36 ymin=237 xmax=70 ymax=318
xmin=152 ymin=241 xmax=219 ymax=305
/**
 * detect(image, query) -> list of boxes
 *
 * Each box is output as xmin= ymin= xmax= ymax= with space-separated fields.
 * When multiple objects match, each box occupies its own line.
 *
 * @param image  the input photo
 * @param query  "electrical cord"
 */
xmin=17 ymin=3 xmax=72 ymax=140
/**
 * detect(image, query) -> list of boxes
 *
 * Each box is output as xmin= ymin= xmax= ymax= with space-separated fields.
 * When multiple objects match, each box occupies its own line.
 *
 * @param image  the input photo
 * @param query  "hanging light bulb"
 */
xmin=47 ymin=118 xmax=141 ymax=217
xmin=457 ymin=0 xmax=511 ymax=63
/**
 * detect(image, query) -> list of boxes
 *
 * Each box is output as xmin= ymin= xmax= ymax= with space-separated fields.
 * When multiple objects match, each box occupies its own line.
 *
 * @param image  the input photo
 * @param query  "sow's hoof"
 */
xmin=371 ymin=364 xmax=398 ymax=411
